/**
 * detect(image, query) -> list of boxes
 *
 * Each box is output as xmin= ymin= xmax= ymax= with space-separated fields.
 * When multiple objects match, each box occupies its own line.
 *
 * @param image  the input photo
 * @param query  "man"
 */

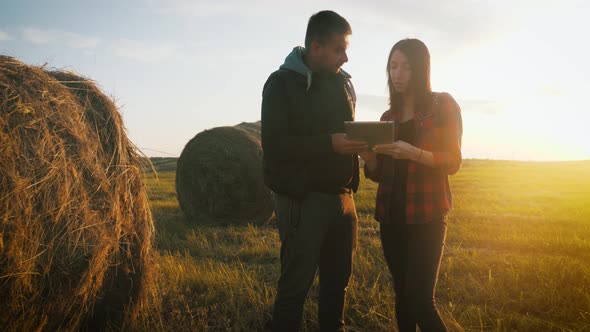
xmin=261 ymin=10 xmax=367 ymax=332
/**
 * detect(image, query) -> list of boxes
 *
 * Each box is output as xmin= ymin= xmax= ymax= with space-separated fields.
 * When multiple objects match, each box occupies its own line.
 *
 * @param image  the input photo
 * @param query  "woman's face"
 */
xmin=389 ymin=49 xmax=412 ymax=94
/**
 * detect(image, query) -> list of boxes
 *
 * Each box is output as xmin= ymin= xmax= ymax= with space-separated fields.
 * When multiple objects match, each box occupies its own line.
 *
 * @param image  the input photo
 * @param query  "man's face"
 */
xmin=311 ymin=33 xmax=349 ymax=74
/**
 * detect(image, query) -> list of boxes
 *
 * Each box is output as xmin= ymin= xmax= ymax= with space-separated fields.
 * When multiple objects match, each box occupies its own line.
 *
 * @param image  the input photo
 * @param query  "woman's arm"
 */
xmin=427 ymin=93 xmax=463 ymax=174
xmin=374 ymin=141 xmax=433 ymax=166
xmin=411 ymin=145 xmax=435 ymax=167
xmin=374 ymin=93 xmax=463 ymax=174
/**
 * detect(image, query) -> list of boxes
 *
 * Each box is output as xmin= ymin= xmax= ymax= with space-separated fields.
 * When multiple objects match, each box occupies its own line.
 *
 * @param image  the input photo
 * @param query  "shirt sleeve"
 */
xmin=431 ymin=93 xmax=463 ymax=175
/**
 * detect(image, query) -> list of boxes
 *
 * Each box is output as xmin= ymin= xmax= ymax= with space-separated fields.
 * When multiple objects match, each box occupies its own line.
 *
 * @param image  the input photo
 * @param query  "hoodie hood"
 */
xmin=279 ymin=46 xmax=351 ymax=91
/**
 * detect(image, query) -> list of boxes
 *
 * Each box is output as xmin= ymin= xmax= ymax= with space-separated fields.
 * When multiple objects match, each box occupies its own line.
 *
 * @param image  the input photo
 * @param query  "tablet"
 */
xmin=344 ymin=121 xmax=395 ymax=146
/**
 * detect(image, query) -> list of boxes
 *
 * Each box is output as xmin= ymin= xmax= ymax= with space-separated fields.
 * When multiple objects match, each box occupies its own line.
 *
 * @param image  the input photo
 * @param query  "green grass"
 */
xmin=142 ymin=159 xmax=590 ymax=331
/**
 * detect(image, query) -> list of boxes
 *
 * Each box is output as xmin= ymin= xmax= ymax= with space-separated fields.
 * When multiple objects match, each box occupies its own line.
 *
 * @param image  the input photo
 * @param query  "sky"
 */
xmin=1 ymin=0 xmax=589 ymax=161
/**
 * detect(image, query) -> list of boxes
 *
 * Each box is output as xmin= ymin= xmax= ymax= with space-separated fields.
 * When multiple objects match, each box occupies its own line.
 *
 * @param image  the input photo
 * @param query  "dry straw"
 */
xmin=175 ymin=121 xmax=274 ymax=224
xmin=0 ymin=56 xmax=157 ymax=331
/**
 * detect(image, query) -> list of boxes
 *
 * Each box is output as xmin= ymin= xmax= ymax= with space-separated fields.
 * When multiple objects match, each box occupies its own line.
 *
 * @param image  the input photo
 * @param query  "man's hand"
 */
xmin=374 ymin=141 xmax=420 ymax=160
xmin=359 ymin=149 xmax=378 ymax=172
xmin=358 ymin=150 xmax=377 ymax=163
xmin=331 ymin=133 xmax=368 ymax=155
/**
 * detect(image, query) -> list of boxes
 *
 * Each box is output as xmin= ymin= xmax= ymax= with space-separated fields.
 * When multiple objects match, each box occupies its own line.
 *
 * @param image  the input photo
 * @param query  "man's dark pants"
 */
xmin=271 ymin=191 xmax=358 ymax=332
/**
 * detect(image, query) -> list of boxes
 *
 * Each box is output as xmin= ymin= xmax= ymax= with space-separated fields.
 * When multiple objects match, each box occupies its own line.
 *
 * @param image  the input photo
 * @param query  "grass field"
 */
xmin=142 ymin=158 xmax=590 ymax=331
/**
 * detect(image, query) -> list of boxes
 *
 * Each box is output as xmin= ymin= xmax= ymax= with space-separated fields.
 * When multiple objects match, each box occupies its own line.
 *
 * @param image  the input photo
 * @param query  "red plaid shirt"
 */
xmin=365 ymin=92 xmax=463 ymax=224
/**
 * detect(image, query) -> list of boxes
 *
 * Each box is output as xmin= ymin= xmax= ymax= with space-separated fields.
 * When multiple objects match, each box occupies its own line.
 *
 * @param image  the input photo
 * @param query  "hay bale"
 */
xmin=176 ymin=122 xmax=273 ymax=224
xmin=0 ymin=56 xmax=156 ymax=331
xmin=235 ymin=120 xmax=261 ymax=137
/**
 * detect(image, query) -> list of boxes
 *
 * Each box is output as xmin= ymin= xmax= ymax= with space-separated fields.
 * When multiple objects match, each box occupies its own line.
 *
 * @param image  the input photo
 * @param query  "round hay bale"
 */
xmin=176 ymin=122 xmax=273 ymax=224
xmin=235 ymin=120 xmax=261 ymax=138
xmin=0 ymin=56 xmax=155 ymax=331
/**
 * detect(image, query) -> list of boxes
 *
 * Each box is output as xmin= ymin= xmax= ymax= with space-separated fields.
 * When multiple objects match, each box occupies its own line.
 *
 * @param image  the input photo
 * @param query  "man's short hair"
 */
xmin=304 ymin=10 xmax=352 ymax=49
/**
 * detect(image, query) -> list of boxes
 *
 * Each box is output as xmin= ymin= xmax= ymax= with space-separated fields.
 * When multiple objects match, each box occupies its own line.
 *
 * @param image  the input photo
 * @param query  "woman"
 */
xmin=359 ymin=39 xmax=462 ymax=332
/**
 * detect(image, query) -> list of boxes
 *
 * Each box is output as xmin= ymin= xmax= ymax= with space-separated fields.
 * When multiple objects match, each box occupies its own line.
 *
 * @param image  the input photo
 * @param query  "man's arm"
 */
xmin=362 ymin=152 xmax=383 ymax=183
xmin=261 ymin=76 xmax=367 ymax=160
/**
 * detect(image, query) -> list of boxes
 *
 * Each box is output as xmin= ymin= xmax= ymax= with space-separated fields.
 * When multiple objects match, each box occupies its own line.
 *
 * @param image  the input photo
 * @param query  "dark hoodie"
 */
xmin=261 ymin=46 xmax=359 ymax=198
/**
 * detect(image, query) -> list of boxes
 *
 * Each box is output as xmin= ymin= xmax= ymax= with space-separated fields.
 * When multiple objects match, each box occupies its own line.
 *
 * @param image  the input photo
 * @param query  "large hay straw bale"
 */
xmin=0 ymin=56 xmax=156 ymax=331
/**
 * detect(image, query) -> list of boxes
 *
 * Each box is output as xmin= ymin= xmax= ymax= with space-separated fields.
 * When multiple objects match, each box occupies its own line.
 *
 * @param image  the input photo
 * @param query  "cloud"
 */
xmin=22 ymin=28 xmax=100 ymax=49
xmin=343 ymin=0 xmax=512 ymax=47
xmin=0 ymin=30 xmax=13 ymax=41
xmin=146 ymin=0 xmax=285 ymax=17
xmin=23 ymin=28 xmax=54 ymax=44
xmin=536 ymin=86 xmax=566 ymax=97
xmin=109 ymin=38 xmax=182 ymax=63
xmin=19 ymin=27 xmax=180 ymax=64
xmin=62 ymin=32 xmax=100 ymax=49
xmin=147 ymin=0 xmax=509 ymax=45
xmin=458 ymin=99 xmax=503 ymax=115
xmin=357 ymin=93 xmax=388 ymax=112
xmin=356 ymin=94 xmax=503 ymax=115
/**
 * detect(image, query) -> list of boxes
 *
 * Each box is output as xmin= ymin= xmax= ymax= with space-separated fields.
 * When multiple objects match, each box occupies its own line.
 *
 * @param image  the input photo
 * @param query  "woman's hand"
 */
xmin=374 ymin=141 xmax=420 ymax=160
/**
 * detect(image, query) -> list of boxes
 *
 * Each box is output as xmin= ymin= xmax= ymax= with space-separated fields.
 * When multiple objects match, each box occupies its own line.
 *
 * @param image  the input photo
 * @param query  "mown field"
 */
xmin=142 ymin=158 xmax=590 ymax=331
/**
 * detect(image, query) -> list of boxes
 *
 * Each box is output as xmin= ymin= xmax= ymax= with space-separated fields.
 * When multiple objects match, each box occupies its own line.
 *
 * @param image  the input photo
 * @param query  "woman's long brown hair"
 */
xmin=387 ymin=38 xmax=433 ymax=115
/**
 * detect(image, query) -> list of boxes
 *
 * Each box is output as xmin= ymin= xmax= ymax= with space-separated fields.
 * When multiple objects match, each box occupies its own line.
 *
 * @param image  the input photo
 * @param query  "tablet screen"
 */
xmin=344 ymin=121 xmax=395 ymax=146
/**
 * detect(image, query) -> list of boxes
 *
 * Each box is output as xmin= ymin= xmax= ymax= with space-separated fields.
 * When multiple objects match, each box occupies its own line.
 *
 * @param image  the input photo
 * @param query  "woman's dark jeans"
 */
xmin=380 ymin=219 xmax=448 ymax=332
